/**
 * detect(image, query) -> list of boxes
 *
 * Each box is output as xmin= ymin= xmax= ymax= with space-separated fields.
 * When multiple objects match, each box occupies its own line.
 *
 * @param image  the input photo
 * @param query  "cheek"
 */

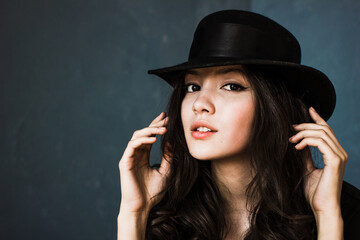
xmin=181 ymin=98 xmax=192 ymax=126
xmin=234 ymin=102 xmax=255 ymax=127
xmin=180 ymin=101 xmax=186 ymax=126
xmin=222 ymin=100 xmax=255 ymax=143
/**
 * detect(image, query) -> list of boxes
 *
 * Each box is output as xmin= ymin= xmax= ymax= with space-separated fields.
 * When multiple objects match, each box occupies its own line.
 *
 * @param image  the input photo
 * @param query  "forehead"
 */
xmin=185 ymin=65 xmax=248 ymax=79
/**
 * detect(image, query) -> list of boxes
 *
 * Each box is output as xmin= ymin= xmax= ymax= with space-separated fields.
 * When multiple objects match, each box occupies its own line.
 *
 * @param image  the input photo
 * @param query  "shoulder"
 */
xmin=341 ymin=181 xmax=360 ymax=239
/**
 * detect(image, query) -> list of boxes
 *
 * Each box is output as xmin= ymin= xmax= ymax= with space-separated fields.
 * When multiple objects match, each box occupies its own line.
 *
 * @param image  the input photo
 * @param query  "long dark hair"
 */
xmin=145 ymin=66 xmax=316 ymax=239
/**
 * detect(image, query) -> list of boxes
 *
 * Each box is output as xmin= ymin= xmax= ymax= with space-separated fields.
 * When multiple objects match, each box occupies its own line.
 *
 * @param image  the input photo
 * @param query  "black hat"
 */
xmin=148 ymin=10 xmax=336 ymax=120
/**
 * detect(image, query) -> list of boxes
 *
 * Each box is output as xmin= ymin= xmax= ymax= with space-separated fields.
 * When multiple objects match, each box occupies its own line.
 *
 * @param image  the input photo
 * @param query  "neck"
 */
xmin=211 ymin=154 xmax=253 ymax=207
xmin=211 ymin=154 xmax=254 ymax=238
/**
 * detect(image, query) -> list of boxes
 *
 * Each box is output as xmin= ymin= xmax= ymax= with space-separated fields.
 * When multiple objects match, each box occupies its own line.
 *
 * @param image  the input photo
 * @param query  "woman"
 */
xmin=117 ymin=10 xmax=360 ymax=239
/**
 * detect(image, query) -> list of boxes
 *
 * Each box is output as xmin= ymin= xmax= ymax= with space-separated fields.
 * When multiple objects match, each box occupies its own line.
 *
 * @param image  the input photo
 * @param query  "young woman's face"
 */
xmin=181 ymin=65 xmax=255 ymax=161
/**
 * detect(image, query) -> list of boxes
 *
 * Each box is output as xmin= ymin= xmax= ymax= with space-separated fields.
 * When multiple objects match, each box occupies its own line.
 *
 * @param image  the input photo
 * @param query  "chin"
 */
xmin=189 ymin=147 xmax=250 ymax=162
xmin=188 ymin=149 xmax=222 ymax=161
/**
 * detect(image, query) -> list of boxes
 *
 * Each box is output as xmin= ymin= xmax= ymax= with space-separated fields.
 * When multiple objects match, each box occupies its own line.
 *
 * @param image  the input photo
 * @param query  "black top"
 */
xmin=341 ymin=181 xmax=360 ymax=239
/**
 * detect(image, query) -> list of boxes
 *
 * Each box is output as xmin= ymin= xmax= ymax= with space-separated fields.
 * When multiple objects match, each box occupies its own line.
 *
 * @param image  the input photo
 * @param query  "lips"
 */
xmin=190 ymin=120 xmax=217 ymax=139
xmin=191 ymin=120 xmax=217 ymax=132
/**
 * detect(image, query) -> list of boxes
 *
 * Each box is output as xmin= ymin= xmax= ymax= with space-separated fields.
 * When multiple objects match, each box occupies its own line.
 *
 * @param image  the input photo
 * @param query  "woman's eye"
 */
xmin=185 ymin=84 xmax=200 ymax=93
xmin=222 ymin=83 xmax=245 ymax=91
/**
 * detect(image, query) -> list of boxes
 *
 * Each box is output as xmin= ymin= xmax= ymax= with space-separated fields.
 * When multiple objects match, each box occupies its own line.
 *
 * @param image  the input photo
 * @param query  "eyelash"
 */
xmin=185 ymin=83 xmax=246 ymax=93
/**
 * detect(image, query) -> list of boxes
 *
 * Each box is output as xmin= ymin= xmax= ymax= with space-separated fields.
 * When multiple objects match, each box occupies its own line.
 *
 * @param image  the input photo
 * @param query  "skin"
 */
xmin=291 ymin=107 xmax=347 ymax=239
xmin=181 ymin=66 xmax=255 ymax=162
xmin=181 ymin=66 xmax=256 ymax=238
xmin=118 ymin=112 xmax=170 ymax=239
xmin=117 ymin=65 xmax=348 ymax=240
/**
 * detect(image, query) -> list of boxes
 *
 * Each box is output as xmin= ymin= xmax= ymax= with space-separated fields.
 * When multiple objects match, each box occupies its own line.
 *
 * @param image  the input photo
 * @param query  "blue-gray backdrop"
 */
xmin=1 ymin=0 xmax=359 ymax=239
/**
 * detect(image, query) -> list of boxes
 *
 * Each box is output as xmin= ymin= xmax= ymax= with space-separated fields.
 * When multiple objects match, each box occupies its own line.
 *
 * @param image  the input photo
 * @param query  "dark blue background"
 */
xmin=1 ymin=0 xmax=358 ymax=239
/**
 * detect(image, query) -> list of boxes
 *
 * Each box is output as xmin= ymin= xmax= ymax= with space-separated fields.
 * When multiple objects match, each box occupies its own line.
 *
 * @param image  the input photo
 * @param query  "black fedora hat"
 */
xmin=148 ymin=10 xmax=336 ymax=121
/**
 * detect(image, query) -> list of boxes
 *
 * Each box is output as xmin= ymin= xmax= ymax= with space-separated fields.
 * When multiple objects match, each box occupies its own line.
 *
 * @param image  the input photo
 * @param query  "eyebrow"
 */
xmin=186 ymin=67 xmax=246 ymax=76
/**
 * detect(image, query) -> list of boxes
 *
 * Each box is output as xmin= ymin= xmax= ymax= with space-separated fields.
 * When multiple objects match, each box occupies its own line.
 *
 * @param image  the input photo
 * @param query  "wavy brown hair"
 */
xmin=145 ymin=66 xmax=316 ymax=239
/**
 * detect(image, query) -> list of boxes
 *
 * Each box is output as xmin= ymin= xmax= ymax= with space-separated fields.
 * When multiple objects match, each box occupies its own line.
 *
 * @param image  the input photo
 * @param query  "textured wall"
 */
xmin=0 ymin=0 xmax=250 ymax=239
xmin=251 ymin=0 xmax=360 ymax=189
xmin=1 ymin=0 xmax=358 ymax=239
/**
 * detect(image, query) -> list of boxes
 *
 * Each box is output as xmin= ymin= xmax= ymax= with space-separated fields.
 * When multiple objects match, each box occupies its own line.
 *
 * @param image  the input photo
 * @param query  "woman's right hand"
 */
xmin=118 ymin=112 xmax=171 ymax=215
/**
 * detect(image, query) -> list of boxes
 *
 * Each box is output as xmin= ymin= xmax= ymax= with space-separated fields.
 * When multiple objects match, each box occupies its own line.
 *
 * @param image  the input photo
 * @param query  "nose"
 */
xmin=192 ymin=88 xmax=215 ymax=114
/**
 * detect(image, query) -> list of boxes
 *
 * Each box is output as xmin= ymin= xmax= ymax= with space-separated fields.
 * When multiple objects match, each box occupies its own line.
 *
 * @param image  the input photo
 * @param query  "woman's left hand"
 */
xmin=289 ymin=107 xmax=348 ymax=238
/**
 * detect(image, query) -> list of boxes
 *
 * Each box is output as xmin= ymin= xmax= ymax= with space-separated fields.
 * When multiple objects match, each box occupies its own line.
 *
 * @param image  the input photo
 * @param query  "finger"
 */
xmin=294 ymin=137 xmax=345 ymax=167
xmin=293 ymin=106 xmax=331 ymax=133
xmin=149 ymin=112 xmax=167 ymax=127
xmin=150 ymin=112 xmax=165 ymax=124
xmin=152 ymin=116 xmax=168 ymax=128
xmin=293 ymin=123 xmax=334 ymax=136
xmin=149 ymin=117 xmax=168 ymax=129
xmin=309 ymin=107 xmax=327 ymax=125
xmin=293 ymin=123 xmax=337 ymax=145
xmin=123 ymin=137 xmax=157 ymax=159
xmin=295 ymin=137 xmax=346 ymax=181
xmin=289 ymin=129 xmax=345 ymax=159
xmin=292 ymin=124 xmax=346 ymax=158
xmin=131 ymin=126 xmax=167 ymax=140
xmin=120 ymin=136 xmax=157 ymax=169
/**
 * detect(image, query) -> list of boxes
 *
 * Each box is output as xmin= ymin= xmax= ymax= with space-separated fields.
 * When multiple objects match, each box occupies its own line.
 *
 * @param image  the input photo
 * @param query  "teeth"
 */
xmin=196 ymin=127 xmax=211 ymax=132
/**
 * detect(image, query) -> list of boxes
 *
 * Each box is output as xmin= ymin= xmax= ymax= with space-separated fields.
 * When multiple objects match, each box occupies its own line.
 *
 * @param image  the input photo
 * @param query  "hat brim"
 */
xmin=148 ymin=58 xmax=336 ymax=121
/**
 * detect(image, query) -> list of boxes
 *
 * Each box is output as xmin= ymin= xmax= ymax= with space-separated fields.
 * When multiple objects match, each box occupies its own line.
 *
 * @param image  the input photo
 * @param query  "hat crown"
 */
xmin=148 ymin=10 xmax=336 ymax=121
xmin=189 ymin=10 xmax=301 ymax=64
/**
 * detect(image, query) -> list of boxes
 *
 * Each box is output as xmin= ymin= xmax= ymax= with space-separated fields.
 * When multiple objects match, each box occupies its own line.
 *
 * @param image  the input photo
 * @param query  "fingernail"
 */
xmin=310 ymin=107 xmax=315 ymax=112
xmin=292 ymin=124 xmax=298 ymax=128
